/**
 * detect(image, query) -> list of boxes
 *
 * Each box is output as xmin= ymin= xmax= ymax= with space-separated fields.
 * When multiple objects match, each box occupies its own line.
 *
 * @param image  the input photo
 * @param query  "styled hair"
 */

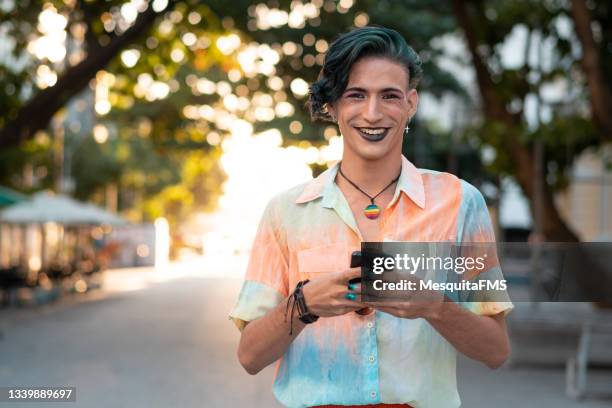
xmin=307 ymin=26 xmax=423 ymax=122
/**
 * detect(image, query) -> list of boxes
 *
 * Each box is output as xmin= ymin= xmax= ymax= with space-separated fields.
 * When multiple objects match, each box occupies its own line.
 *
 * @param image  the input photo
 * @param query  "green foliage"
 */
xmin=455 ymin=0 xmax=609 ymax=198
xmin=1 ymin=0 xmax=608 ymax=233
xmin=0 ymin=132 xmax=54 ymax=191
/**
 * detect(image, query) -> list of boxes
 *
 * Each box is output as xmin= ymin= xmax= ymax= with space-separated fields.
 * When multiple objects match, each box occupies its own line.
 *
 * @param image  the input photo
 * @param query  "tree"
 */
xmin=570 ymin=0 xmax=612 ymax=141
xmin=452 ymin=0 xmax=610 ymax=241
xmin=0 ymin=0 xmax=170 ymax=148
xmin=1 ymin=0 xmax=466 ymax=225
xmin=4 ymin=0 xmax=606 ymax=243
xmin=0 ymin=0 xmax=233 ymax=222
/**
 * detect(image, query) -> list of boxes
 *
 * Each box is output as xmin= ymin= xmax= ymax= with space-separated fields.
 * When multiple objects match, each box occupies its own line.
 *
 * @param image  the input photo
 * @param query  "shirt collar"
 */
xmin=294 ymin=155 xmax=425 ymax=209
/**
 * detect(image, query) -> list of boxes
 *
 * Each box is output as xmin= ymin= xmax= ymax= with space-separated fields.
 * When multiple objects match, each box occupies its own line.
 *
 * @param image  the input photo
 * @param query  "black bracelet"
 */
xmin=284 ymin=280 xmax=319 ymax=335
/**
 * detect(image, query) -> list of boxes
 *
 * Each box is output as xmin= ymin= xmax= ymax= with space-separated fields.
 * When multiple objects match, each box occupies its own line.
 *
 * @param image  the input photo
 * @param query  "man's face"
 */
xmin=328 ymin=57 xmax=418 ymax=162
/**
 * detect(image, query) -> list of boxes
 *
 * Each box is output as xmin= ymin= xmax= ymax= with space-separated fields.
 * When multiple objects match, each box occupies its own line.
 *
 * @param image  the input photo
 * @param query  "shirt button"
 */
xmin=367 ymin=322 xmax=374 ymax=328
xmin=370 ymin=391 xmax=377 ymax=399
xmin=369 ymin=355 xmax=375 ymax=363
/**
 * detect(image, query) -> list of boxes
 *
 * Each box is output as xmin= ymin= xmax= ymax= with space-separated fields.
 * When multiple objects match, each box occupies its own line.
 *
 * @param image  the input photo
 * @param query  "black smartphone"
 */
xmin=349 ymin=250 xmax=362 ymax=285
xmin=349 ymin=250 xmax=373 ymax=315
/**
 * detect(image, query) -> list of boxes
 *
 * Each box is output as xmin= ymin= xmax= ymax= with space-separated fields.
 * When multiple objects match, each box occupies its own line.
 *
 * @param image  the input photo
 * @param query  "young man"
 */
xmin=229 ymin=26 xmax=513 ymax=408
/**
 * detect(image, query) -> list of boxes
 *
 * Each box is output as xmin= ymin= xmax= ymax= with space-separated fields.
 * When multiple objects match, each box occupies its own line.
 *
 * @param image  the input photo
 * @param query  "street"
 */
xmin=0 ymin=263 xmax=611 ymax=408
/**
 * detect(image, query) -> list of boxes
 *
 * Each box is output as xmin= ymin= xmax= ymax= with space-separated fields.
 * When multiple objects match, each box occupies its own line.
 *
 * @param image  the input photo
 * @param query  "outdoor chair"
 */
xmin=0 ymin=266 xmax=29 ymax=306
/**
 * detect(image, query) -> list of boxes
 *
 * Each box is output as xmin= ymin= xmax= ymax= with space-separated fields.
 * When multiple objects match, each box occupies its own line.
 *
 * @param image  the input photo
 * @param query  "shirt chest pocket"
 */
xmin=296 ymin=242 xmax=350 ymax=274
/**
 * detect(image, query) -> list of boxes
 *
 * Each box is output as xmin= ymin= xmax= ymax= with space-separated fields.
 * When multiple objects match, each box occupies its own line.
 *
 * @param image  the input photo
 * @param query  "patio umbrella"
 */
xmin=0 ymin=191 xmax=127 ymax=225
xmin=0 ymin=186 xmax=28 ymax=208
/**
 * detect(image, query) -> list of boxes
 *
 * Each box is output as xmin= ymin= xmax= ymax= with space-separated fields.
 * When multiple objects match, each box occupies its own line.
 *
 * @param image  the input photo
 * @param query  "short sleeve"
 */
xmin=228 ymin=197 xmax=290 ymax=331
xmin=457 ymin=180 xmax=514 ymax=317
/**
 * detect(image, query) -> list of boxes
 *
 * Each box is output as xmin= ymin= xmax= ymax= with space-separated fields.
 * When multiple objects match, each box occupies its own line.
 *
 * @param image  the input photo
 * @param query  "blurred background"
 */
xmin=0 ymin=0 xmax=611 ymax=407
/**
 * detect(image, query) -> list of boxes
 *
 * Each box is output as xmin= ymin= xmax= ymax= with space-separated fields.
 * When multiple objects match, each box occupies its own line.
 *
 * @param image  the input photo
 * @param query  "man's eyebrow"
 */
xmin=344 ymin=86 xmax=405 ymax=94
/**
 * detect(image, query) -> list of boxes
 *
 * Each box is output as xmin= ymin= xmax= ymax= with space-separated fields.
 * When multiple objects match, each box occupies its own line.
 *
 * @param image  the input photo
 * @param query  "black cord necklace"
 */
xmin=337 ymin=164 xmax=401 ymax=220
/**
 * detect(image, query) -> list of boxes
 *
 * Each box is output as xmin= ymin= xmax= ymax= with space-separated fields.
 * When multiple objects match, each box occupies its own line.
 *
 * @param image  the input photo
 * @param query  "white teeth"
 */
xmin=359 ymin=128 xmax=386 ymax=135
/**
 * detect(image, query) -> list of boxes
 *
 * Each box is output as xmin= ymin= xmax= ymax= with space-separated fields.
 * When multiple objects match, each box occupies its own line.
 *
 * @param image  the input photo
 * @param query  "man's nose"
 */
xmin=362 ymin=97 xmax=384 ymax=123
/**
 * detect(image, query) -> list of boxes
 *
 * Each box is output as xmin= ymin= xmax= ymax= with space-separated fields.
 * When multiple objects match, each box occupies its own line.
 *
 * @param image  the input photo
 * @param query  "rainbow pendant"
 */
xmin=364 ymin=204 xmax=381 ymax=219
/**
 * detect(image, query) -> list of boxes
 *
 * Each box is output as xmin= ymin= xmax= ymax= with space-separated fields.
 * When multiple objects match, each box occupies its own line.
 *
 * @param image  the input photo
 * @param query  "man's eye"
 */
xmin=383 ymin=94 xmax=400 ymax=99
xmin=346 ymin=93 xmax=364 ymax=99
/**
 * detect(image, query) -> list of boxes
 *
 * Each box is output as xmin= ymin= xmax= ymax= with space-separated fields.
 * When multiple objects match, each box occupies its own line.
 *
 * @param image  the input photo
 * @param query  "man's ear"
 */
xmin=407 ymin=89 xmax=419 ymax=117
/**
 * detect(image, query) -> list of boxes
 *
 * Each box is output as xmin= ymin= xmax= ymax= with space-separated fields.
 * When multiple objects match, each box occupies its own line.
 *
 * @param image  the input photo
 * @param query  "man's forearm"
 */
xmin=425 ymin=302 xmax=510 ymax=368
xmin=237 ymin=296 xmax=307 ymax=375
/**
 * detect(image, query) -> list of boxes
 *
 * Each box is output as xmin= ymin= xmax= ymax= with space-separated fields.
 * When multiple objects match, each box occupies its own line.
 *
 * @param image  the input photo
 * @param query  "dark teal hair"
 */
xmin=307 ymin=26 xmax=422 ymax=122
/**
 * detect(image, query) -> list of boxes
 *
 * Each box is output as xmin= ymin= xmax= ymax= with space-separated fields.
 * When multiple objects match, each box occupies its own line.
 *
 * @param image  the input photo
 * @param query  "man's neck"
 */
xmin=337 ymin=154 xmax=402 ymax=192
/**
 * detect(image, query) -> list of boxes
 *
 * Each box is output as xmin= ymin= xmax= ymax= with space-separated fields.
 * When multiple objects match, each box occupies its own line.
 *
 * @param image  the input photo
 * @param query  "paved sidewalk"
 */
xmin=0 ymin=265 xmax=610 ymax=407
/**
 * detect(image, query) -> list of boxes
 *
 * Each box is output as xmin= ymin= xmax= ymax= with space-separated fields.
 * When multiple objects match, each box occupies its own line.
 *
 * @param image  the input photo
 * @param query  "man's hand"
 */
xmin=365 ymin=274 xmax=444 ymax=319
xmin=367 ymin=294 xmax=510 ymax=369
xmin=302 ymin=268 xmax=365 ymax=317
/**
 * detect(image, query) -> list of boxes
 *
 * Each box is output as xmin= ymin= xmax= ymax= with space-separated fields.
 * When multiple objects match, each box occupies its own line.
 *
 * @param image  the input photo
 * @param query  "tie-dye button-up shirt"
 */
xmin=229 ymin=155 xmax=513 ymax=408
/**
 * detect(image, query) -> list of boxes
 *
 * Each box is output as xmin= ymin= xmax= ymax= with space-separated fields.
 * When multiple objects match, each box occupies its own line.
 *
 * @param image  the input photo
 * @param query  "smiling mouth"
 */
xmin=355 ymin=127 xmax=391 ymax=142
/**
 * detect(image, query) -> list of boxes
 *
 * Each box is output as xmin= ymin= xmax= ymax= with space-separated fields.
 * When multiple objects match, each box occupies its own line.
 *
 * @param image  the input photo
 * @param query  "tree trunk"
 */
xmin=570 ymin=0 xmax=612 ymax=141
xmin=0 ymin=4 xmax=162 ymax=149
xmin=453 ymin=0 xmax=579 ymax=241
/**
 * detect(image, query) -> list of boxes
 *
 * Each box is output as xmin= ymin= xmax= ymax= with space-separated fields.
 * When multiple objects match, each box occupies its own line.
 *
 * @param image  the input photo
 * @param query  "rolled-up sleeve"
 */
xmin=457 ymin=180 xmax=514 ymax=317
xmin=228 ymin=197 xmax=289 ymax=331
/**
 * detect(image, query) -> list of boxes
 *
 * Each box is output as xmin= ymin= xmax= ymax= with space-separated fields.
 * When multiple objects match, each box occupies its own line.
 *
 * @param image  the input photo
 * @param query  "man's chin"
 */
xmin=351 ymin=147 xmax=394 ymax=162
